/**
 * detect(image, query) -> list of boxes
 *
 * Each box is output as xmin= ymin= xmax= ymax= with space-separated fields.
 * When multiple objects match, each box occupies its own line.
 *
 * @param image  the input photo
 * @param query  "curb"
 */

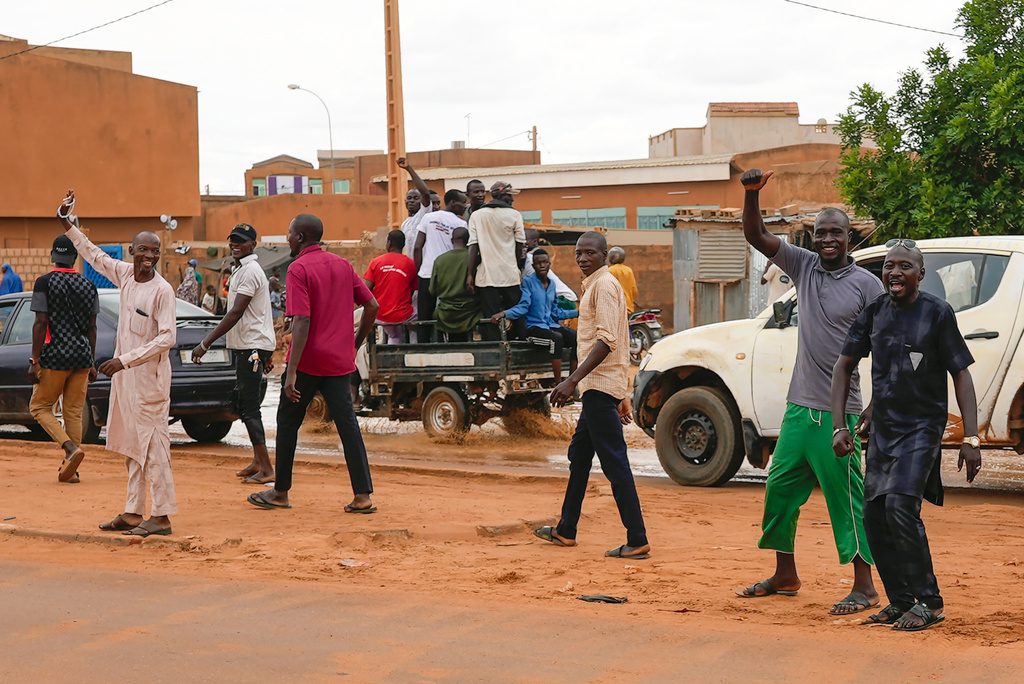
xmin=477 ymin=517 xmax=557 ymax=538
xmin=0 ymin=523 xmax=191 ymax=549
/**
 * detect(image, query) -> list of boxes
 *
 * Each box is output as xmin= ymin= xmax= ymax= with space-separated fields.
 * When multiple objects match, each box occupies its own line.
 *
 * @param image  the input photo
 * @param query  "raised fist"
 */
xmin=740 ymin=168 xmax=774 ymax=191
xmin=397 ymin=157 xmax=409 ymax=169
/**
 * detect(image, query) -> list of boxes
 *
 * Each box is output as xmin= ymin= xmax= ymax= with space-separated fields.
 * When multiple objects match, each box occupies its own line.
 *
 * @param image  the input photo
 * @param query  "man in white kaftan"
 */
xmin=58 ymin=191 xmax=178 ymax=536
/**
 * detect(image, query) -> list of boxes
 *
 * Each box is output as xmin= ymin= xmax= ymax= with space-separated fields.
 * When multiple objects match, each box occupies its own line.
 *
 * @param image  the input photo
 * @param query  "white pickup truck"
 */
xmin=634 ymin=236 xmax=1024 ymax=486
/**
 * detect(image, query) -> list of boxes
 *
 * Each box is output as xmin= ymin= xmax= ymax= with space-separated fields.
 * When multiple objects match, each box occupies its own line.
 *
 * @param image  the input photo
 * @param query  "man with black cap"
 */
xmin=467 ymin=181 xmax=527 ymax=341
xmin=193 ymin=223 xmax=277 ymax=484
xmin=29 ymin=235 xmax=99 ymax=483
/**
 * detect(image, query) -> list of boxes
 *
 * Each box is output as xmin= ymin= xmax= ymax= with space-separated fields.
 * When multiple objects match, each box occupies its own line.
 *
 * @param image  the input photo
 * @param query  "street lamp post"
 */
xmin=287 ymin=84 xmax=335 ymax=194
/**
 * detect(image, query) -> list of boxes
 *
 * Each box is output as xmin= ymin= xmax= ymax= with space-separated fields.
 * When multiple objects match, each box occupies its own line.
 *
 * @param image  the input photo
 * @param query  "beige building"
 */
xmin=648 ymin=102 xmax=868 ymax=158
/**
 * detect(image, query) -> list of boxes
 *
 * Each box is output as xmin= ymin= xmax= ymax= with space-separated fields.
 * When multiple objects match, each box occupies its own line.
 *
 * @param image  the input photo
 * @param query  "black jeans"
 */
xmin=234 ymin=349 xmax=272 ymax=446
xmin=556 ymin=390 xmax=648 ymax=548
xmin=478 ymin=285 xmax=523 ymax=341
xmin=273 ymin=370 xmax=373 ymax=495
xmin=417 ymin=277 xmax=436 ymax=343
xmin=526 ymin=325 xmax=577 ymax=358
xmin=864 ymin=493 xmax=942 ymax=611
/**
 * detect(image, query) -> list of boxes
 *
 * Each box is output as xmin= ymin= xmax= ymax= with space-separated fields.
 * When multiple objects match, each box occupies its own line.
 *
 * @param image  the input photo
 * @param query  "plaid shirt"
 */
xmin=576 ymin=266 xmax=630 ymax=401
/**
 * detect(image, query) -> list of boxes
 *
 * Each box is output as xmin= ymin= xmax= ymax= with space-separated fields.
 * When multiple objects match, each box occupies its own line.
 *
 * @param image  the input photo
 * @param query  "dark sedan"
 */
xmin=0 ymin=289 xmax=260 ymax=443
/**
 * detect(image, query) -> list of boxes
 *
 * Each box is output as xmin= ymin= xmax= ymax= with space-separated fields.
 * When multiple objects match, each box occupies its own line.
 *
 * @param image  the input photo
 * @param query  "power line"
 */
xmin=479 ymin=130 xmax=532 ymax=148
xmin=0 ymin=0 xmax=178 ymax=62
xmin=783 ymin=0 xmax=963 ymax=38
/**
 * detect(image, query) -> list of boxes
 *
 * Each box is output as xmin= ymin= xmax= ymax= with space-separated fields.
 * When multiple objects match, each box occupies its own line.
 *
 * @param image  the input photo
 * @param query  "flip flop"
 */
xmin=344 ymin=504 xmax=377 ymax=514
xmin=830 ymin=590 xmax=880 ymax=615
xmin=577 ymin=595 xmax=629 ymax=604
xmin=58 ymin=448 xmax=85 ymax=483
xmin=247 ymin=490 xmax=291 ymax=510
xmin=863 ymin=604 xmax=906 ymax=626
xmin=99 ymin=514 xmax=137 ymax=532
xmin=122 ymin=523 xmax=172 ymax=537
xmin=736 ymin=580 xmax=800 ymax=598
xmin=605 ymin=544 xmax=651 ymax=560
xmin=534 ymin=525 xmax=576 ymax=547
xmin=892 ymin=604 xmax=945 ymax=632
xmin=243 ymin=474 xmax=276 ymax=485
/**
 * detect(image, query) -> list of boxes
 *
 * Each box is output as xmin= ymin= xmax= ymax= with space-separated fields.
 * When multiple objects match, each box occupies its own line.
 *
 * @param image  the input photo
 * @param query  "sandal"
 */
xmin=830 ymin=590 xmax=880 ymax=615
xmin=736 ymin=580 xmax=800 ymax=598
xmin=892 ymin=603 xmax=945 ymax=632
xmin=122 ymin=522 xmax=172 ymax=537
xmin=862 ymin=604 xmax=906 ymax=626
xmin=605 ymin=544 xmax=651 ymax=560
xmin=58 ymin=448 xmax=85 ymax=483
xmin=99 ymin=514 xmax=137 ymax=532
xmin=247 ymin=490 xmax=291 ymax=510
xmin=344 ymin=503 xmax=377 ymax=514
xmin=534 ymin=525 xmax=576 ymax=547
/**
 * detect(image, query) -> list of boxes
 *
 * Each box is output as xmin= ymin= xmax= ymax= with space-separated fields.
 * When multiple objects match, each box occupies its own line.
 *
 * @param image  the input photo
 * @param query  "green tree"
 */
xmin=837 ymin=0 xmax=1024 ymax=241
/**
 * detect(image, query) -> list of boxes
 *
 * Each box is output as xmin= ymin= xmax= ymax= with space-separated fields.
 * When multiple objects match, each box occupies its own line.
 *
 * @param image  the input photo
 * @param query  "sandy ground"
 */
xmin=2 ymin=438 xmax=1024 ymax=681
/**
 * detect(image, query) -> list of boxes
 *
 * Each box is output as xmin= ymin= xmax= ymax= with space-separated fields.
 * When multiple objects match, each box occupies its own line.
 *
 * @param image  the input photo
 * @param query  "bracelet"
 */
xmin=197 ymin=341 xmax=208 ymax=353
xmin=832 ymin=427 xmax=849 ymax=437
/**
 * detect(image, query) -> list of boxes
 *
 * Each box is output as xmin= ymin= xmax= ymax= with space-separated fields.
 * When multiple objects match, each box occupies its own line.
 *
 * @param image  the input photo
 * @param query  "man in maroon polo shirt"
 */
xmin=247 ymin=214 xmax=380 ymax=514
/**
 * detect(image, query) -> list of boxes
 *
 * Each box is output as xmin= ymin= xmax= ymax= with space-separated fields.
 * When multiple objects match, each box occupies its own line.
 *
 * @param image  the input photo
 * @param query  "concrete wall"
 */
xmin=0 ymin=216 xmax=194 ymax=250
xmin=204 ymin=194 xmax=388 ymax=242
xmin=352 ymin=149 xmax=540 ymax=196
xmin=0 ymin=248 xmax=54 ymax=293
xmin=0 ymin=45 xmax=199 ymax=247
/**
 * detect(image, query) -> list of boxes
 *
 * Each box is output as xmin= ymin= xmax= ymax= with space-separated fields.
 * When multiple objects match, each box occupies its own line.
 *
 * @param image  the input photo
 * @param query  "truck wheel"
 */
xmin=422 ymin=386 xmax=470 ymax=440
xmin=305 ymin=392 xmax=331 ymax=423
xmin=181 ymin=417 xmax=233 ymax=443
xmin=654 ymin=386 xmax=744 ymax=487
xmin=81 ymin=398 xmax=101 ymax=444
xmin=500 ymin=394 xmax=551 ymax=435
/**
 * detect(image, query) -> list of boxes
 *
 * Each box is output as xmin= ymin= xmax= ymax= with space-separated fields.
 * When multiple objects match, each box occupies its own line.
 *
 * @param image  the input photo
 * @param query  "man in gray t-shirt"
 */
xmin=734 ymin=168 xmax=883 ymax=618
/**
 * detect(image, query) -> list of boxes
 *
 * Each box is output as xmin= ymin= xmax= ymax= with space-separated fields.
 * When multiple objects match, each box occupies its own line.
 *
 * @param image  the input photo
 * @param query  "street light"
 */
xmin=287 ymin=84 xmax=335 ymax=193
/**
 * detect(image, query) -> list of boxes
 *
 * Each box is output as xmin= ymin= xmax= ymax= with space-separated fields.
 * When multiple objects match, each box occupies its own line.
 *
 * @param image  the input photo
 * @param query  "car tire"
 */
xmin=500 ymin=393 xmax=551 ymax=436
xmin=181 ymin=417 xmax=233 ymax=443
xmin=629 ymin=327 xmax=653 ymax=365
xmin=422 ymin=386 xmax=470 ymax=440
xmin=81 ymin=398 xmax=101 ymax=444
xmin=654 ymin=386 xmax=744 ymax=487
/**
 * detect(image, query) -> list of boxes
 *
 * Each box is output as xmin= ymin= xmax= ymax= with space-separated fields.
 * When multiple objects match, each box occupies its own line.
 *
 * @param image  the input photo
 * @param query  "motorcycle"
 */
xmin=629 ymin=308 xmax=663 ymax=365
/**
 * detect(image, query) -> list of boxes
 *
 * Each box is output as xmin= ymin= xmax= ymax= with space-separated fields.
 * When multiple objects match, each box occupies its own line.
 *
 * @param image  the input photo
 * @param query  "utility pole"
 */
xmin=531 ymin=125 xmax=538 ymax=155
xmin=384 ymin=0 xmax=407 ymax=228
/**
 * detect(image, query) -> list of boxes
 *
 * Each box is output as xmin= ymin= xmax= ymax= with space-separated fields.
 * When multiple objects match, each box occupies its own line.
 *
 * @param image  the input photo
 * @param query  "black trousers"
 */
xmin=478 ymin=285 xmax=523 ymax=341
xmin=417 ymin=277 xmax=436 ymax=343
xmin=233 ymin=349 xmax=273 ymax=446
xmin=556 ymin=390 xmax=648 ymax=548
xmin=864 ymin=493 xmax=942 ymax=611
xmin=274 ymin=370 xmax=373 ymax=495
xmin=526 ymin=325 xmax=577 ymax=358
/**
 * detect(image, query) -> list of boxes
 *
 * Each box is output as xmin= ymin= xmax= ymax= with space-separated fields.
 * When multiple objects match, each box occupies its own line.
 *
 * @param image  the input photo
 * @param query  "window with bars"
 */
xmin=252 ymin=178 xmax=267 ymax=197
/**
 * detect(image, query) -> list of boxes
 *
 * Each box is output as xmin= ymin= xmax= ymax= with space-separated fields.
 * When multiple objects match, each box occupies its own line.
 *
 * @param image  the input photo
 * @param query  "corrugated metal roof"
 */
xmin=369 ymin=153 xmax=734 ymax=183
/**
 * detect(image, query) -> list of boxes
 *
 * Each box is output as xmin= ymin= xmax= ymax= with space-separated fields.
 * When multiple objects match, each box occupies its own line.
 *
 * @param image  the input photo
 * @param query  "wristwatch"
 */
xmin=962 ymin=435 xmax=981 ymax=448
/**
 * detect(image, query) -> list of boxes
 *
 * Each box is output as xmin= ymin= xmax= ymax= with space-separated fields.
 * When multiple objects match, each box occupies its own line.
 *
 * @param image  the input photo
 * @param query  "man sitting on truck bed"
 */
xmin=490 ymin=249 xmax=578 ymax=383
xmin=734 ymin=168 xmax=884 ymax=617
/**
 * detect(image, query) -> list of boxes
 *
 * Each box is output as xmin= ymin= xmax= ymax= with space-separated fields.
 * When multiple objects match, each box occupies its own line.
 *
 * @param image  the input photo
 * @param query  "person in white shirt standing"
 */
xmin=468 ymin=181 xmax=527 ymax=341
xmin=192 ymin=224 xmax=277 ymax=484
xmin=414 ymin=189 xmax=468 ymax=342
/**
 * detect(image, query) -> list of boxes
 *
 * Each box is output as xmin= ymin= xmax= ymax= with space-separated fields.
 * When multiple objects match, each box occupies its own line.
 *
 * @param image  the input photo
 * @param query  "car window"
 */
xmin=858 ymin=252 xmax=1008 ymax=313
xmin=0 ymin=301 xmax=15 ymax=339
xmin=6 ymin=303 xmax=35 ymax=345
xmin=98 ymin=292 xmax=216 ymax=322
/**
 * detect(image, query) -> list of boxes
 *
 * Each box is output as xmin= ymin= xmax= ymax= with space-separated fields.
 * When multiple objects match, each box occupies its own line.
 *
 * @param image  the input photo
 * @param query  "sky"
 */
xmin=7 ymin=0 xmax=968 ymax=194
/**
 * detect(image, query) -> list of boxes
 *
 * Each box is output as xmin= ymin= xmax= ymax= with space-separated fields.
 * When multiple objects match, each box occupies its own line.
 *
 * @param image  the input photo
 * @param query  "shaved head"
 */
xmin=292 ymin=214 xmax=324 ymax=242
xmin=133 ymin=231 xmax=161 ymax=248
xmin=577 ymin=230 xmax=607 ymax=251
xmin=815 ymin=207 xmax=851 ymax=230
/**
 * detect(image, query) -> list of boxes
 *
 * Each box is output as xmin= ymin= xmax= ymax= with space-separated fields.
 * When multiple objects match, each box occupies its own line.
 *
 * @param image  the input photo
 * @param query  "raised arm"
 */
xmin=56 ymin=190 xmax=132 ymax=285
xmin=740 ymin=169 xmax=781 ymax=258
xmin=397 ymin=157 xmax=431 ymax=209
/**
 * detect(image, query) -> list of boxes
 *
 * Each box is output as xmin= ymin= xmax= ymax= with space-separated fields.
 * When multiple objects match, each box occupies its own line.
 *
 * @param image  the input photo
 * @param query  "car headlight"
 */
xmin=639 ymin=353 xmax=653 ymax=371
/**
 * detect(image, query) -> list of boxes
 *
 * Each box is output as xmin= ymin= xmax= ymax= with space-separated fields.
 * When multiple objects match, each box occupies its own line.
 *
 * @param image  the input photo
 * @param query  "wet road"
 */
xmin=5 ymin=376 xmax=1024 ymax=493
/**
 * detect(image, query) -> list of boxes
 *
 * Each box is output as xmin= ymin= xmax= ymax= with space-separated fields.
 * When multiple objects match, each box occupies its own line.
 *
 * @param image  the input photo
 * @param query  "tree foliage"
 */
xmin=837 ymin=0 xmax=1024 ymax=241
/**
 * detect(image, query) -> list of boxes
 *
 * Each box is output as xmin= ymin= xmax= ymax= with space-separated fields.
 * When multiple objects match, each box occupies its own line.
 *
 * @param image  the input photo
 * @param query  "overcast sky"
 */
xmin=8 ymin=0 xmax=967 ymax=194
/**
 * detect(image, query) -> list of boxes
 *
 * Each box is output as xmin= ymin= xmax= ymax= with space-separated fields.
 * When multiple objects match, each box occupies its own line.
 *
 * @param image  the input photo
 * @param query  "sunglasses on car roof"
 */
xmin=885 ymin=238 xmax=919 ymax=250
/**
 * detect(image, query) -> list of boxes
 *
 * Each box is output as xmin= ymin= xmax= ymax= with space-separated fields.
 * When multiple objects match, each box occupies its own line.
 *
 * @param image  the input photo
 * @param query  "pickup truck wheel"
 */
xmin=629 ymin=327 xmax=652 ymax=365
xmin=500 ymin=394 xmax=551 ymax=435
xmin=422 ymin=386 xmax=470 ymax=440
xmin=655 ymin=386 xmax=744 ymax=487
xmin=181 ymin=417 xmax=233 ymax=443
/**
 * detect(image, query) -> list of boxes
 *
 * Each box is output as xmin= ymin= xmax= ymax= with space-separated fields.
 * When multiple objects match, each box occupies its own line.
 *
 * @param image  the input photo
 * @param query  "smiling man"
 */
xmin=831 ymin=240 xmax=980 ymax=632
xmin=192 ymin=223 xmax=277 ymax=484
xmin=735 ymin=169 xmax=884 ymax=616
xmin=57 ymin=190 xmax=178 ymax=538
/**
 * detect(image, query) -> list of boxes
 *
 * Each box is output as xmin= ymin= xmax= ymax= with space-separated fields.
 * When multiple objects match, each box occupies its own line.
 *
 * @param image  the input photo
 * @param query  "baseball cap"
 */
xmin=228 ymin=223 xmax=257 ymax=242
xmin=489 ymin=181 xmax=520 ymax=196
xmin=51 ymin=235 xmax=78 ymax=266
xmin=188 ymin=258 xmax=198 ymax=267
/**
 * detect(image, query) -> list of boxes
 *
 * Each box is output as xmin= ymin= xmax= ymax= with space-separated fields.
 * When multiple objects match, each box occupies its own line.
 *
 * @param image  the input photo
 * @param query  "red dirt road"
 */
xmin=2 ymin=440 xmax=1023 ymax=682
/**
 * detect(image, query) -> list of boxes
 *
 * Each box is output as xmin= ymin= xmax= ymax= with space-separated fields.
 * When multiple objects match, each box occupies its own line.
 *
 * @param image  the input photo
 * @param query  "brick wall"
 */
xmin=0 ymin=248 xmax=55 ymax=292
xmin=544 ymin=244 xmax=674 ymax=331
